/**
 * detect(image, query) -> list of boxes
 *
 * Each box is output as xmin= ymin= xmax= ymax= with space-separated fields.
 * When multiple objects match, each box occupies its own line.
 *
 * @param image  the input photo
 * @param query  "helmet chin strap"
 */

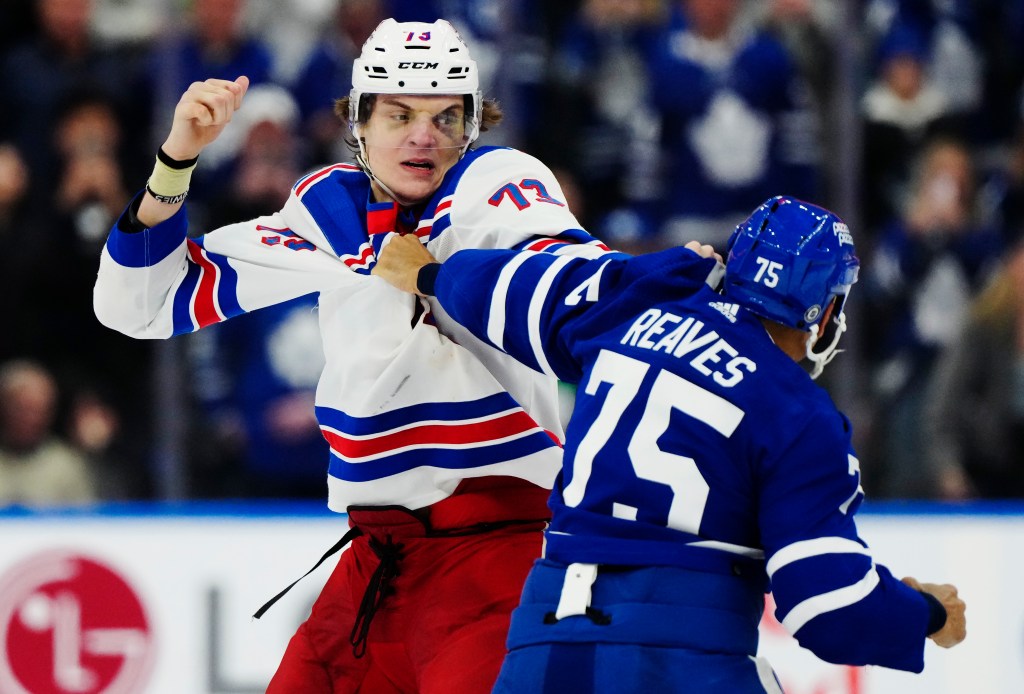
xmin=354 ymin=148 xmax=406 ymax=206
xmin=804 ymin=311 xmax=847 ymax=380
xmin=353 ymin=132 xmax=469 ymax=208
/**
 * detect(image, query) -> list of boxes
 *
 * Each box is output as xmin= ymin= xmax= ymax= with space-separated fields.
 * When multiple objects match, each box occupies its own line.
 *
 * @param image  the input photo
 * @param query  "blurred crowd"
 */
xmin=2 ymin=0 xmax=1023 ymax=507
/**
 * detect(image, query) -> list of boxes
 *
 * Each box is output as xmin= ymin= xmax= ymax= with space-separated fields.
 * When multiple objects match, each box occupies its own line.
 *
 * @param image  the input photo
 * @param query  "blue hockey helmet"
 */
xmin=724 ymin=196 xmax=860 ymax=377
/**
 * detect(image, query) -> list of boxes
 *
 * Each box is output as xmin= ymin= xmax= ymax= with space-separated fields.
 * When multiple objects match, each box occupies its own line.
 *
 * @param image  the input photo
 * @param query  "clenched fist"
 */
xmin=372 ymin=233 xmax=439 ymax=295
xmin=902 ymin=576 xmax=967 ymax=648
xmin=162 ymin=76 xmax=250 ymax=161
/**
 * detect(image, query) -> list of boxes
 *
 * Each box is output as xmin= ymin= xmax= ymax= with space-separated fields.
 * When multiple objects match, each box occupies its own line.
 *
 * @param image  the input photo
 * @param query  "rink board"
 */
xmin=0 ymin=502 xmax=1019 ymax=694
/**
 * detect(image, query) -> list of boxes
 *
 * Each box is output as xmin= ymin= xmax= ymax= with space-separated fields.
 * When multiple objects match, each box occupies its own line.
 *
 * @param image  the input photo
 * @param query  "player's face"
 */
xmin=362 ymin=95 xmax=466 ymax=206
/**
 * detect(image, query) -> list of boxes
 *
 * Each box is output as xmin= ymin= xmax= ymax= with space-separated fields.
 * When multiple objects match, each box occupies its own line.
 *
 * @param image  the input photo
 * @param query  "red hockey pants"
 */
xmin=266 ymin=477 xmax=550 ymax=693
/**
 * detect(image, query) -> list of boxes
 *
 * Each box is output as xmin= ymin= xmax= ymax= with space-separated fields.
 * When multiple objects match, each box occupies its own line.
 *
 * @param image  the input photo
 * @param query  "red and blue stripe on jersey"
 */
xmin=413 ymin=196 xmax=454 ymax=240
xmin=317 ymin=392 xmax=561 ymax=482
xmin=104 ymin=200 xmax=243 ymax=335
xmin=169 ymin=238 xmax=243 ymax=335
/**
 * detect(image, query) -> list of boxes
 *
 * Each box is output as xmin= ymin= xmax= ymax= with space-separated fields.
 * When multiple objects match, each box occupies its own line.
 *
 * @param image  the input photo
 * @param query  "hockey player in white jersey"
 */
xmin=93 ymin=18 xmax=610 ymax=694
xmin=373 ymin=196 xmax=968 ymax=692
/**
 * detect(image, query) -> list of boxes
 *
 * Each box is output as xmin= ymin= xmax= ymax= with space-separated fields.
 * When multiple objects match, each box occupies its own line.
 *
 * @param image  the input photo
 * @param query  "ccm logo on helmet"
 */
xmin=398 ymin=61 xmax=440 ymax=69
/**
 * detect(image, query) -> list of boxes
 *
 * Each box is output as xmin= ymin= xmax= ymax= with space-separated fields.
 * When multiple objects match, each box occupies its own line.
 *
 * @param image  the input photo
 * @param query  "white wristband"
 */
xmin=146 ymin=148 xmax=198 ymax=202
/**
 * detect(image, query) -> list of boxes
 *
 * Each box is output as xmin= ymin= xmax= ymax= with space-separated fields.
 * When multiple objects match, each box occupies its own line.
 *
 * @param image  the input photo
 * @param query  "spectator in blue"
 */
xmin=388 ymin=0 xmax=546 ymax=150
xmin=147 ymin=0 xmax=272 ymax=100
xmin=860 ymin=138 xmax=1004 ymax=498
xmin=145 ymin=0 xmax=274 ymax=209
xmin=865 ymin=0 xmax=1024 ymax=148
xmin=544 ymin=0 xmax=665 ymax=254
xmin=290 ymin=0 xmax=386 ymax=166
xmin=861 ymin=20 xmax=960 ymax=236
xmin=635 ymin=0 xmax=821 ymax=251
xmin=0 ymin=0 xmax=145 ymax=204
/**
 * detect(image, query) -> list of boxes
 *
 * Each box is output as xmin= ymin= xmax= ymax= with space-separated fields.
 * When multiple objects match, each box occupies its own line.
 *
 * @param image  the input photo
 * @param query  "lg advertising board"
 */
xmin=0 ymin=504 xmax=1018 ymax=693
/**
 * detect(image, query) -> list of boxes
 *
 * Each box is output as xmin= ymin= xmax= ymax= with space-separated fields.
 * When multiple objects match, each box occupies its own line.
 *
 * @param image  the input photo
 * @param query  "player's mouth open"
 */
xmin=403 ymin=160 xmax=435 ymax=171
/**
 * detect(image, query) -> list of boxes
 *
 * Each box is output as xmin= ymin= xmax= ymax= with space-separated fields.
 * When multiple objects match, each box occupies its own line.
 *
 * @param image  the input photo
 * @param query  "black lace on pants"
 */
xmin=350 ymin=534 xmax=405 ymax=658
xmin=252 ymin=526 xmax=364 ymax=620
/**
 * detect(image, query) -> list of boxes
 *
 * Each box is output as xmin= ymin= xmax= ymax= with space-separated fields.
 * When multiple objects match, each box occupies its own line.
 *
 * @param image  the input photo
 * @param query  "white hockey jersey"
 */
xmin=94 ymin=146 xmax=610 ymax=511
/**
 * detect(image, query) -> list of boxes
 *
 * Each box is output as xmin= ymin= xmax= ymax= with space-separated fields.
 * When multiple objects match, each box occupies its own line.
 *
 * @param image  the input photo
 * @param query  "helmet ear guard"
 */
xmin=724 ymin=196 xmax=861 ymax=379
xmin=804 ymin=294 xmax=849 ymax=379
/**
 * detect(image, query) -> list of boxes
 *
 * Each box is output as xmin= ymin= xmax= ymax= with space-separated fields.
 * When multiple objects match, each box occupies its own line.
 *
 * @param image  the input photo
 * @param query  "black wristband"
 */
xmin=919 ymin=590 xmax=948 ymax=636
xmin=145 ymin=183 xmax=188 ymax=205
xmin=157 ymin=146 xmax=199 ymax=170
xmin=416 ymin=263 xmax=442 ymax=296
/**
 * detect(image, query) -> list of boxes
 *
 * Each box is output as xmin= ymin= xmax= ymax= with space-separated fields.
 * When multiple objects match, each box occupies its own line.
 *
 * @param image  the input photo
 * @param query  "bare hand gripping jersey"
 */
xmin=94 ymin=146 xmax=609 ymax=511
xmin=430 ymin=246 xmax=935 ymax=674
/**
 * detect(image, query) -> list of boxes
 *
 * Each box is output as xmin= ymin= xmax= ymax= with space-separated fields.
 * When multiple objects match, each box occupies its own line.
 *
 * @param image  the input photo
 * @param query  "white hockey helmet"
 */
xmin=349 ymin=19 xmax=483 ymax=148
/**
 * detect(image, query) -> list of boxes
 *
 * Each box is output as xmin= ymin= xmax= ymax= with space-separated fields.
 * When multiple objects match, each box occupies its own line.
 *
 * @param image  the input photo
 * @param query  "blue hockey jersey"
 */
xmin=429 ymin=245 xmax=935 ymax=672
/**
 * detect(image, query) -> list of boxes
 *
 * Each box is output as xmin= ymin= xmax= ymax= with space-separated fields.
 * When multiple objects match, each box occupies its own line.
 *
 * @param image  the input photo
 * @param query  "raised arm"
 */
xmin=136 ymin=77 xmax=249 ymax=227
xmin=94 ymin=75 xmax=358 ymax=340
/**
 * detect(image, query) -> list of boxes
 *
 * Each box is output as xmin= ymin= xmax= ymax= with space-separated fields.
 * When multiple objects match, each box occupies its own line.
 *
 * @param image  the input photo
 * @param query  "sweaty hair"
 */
xmin=333 ymin=94 xmax=503 ymax=151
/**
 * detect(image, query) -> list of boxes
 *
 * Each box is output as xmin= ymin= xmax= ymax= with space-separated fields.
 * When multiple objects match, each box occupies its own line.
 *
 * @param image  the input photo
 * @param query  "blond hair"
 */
xmin=972 ymin=244 xmax=1024 ymax=331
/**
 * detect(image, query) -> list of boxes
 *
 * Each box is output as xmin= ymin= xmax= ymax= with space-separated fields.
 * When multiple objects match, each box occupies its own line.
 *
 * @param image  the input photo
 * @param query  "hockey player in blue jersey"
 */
xmin=373 ymin=196 xmax=967 ymax=692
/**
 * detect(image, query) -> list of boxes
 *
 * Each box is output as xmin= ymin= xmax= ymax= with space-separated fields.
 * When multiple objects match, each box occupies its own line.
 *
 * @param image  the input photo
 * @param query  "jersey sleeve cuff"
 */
xmin=417 ymin=262 xmax=442 ymax=296
xmin=107 ymin=189 xmax=189 ymax=267
xmin=919 ymin=590 xmax=947 ymax=636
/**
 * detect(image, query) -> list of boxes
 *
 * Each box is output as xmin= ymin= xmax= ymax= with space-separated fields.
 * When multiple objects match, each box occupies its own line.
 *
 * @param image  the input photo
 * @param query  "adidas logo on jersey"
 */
xmin=708 ymin=301 xmax=740 ymax=323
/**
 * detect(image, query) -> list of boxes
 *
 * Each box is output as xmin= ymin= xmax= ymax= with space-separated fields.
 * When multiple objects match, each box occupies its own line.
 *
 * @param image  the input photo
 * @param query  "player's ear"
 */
xmin=816 ymin=298 xmax=838 ymax=339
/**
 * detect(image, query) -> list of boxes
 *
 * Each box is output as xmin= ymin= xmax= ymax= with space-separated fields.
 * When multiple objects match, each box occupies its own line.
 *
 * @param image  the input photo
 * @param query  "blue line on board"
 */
xmin=0 ymin=500 xmax=1021 ymax=520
